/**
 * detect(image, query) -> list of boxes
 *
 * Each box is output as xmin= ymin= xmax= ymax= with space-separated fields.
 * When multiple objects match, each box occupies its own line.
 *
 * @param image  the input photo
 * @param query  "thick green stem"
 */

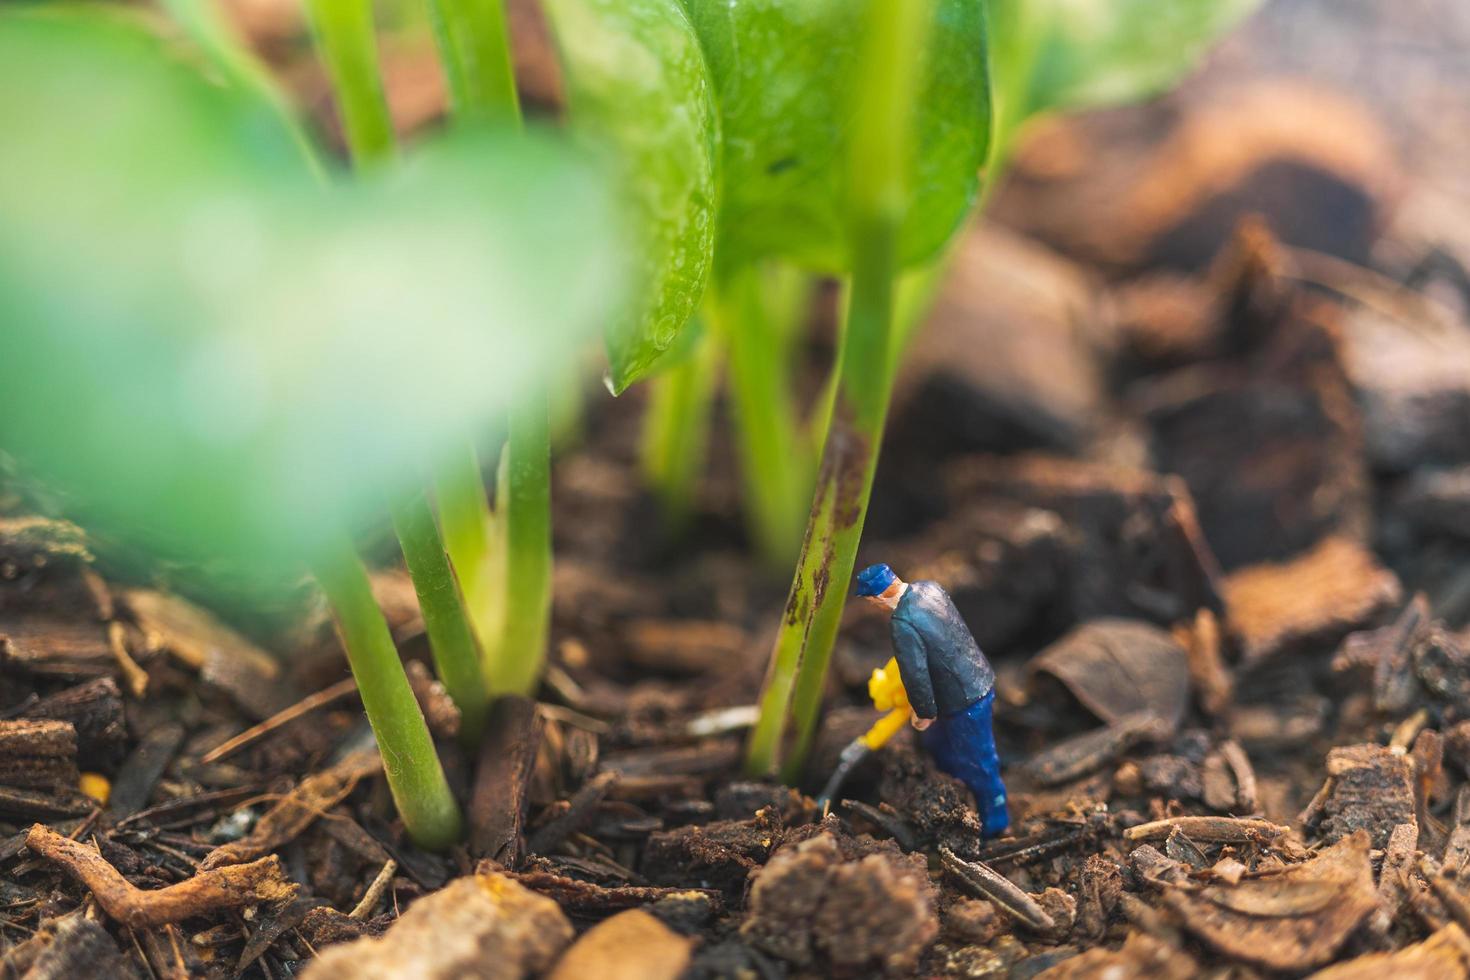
xmin=434 ymin=449 xmax=498 ymax=647
xmin=421 ymin=0 xmax=541 ymax=695
xmin=641 ymin=318 xmax=721 ymax=528
xmin=718 ymin=267 xmax=812 ymax=568
xmin=314 ymin=540 xmax=463 ymax=850
xmin=745 ymin=0 xmax=932 ymax=781
xmin=492 ymin=395 xmax=552 ymax=695
xmin=426 ymin=0 xmax=520 ymax=122
xmin=391 ymin=490 xmax=489 ymax=744
xmin=302 ymin=0 xmax=394 ymax=164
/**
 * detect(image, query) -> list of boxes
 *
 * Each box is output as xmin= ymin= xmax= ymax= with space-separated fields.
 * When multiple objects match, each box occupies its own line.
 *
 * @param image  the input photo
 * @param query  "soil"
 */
xmin=7 ymin=0 xmax=1470 ymax=977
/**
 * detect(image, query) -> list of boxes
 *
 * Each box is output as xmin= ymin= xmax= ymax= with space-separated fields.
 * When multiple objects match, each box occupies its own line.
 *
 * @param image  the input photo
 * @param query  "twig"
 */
xmin=349 ymin=860 xmax=397 ymax=919
xmin=25 ymin=824 xmax=296 ymax=927
xmin=939 ymin=846 xmax=1055 ymax=931
xmin=107 ymin=622 xmax=150 ymax=699
xmin=201 ymin=678 xmax=358 ymax=764
xmin=199 ymin=750 xmax=379 ymax=870
xmin=1123 ymin=815 xmax=1288 ymax=844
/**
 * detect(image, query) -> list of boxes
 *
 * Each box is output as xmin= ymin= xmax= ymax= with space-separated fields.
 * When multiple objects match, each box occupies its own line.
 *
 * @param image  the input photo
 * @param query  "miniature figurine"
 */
xmin=840 ymin=563 xmax=1009 ymax=836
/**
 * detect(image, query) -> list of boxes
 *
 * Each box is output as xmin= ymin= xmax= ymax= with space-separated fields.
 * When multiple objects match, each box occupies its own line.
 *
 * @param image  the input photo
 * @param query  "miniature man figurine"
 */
xmin=855 ymin=563 xmax=1009 ymax=836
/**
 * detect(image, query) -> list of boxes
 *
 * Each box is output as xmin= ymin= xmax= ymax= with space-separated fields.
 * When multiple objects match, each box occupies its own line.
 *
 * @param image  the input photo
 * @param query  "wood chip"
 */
xmin=124 ymin=589 xmax=297 ymax=719
xmin=0 ymin=719 xmax=78 ymax=792
xmin=1160 ymin=831 xmax=1377 ymax=971
xmin=1305 ymin=923 xmax=1470 ymax=979
xmin=1031 ymin=620 xmax=1191 ymax=731
xmin=1302 ymin=743 xmax=1416 ymax=849
xmin=1225 ymin=536 xmax=1402 ymax=664
xmin=25 ymin=824 xmax=296 ymax=928
xmin=1022 ymin=712 xmax=1170 ymax=786
xmin=469 ymin=696 xmax=543 ymax=866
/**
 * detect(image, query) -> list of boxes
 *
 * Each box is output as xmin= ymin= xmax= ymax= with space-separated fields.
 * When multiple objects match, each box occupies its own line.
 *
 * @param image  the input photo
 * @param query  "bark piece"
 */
xmin=18 ymin=678 xmax=128 ymax=771
xmin=1034 ymin=930 xmax=1198 ymax=980
xmin=107 ymin=722 xmax=184 ymax=819
xmin=889 ymin=225 xmax=1106 ymax=459
xmin=1306 ymin=923 xmax=1470 ymax=979
xmin=199 ymin=750 xmax=379 ymax=870
xmin=302 ymin=873 xmax=573 ymax=980
xmin=1143 ymin=300 xmax=1369 ymax=570
xmin=1304 ymin=744 xmax=1417 ymax=849
xmin=939 ymin=455 xmax=1224 ymax=631
xmin=1163 ymin=832 xmax=1375 ymax=971
xmin=500 ymin=867 xmax=723 ymax=919
xmin=1032 ymin=620 xmax=1191 ymax=731
xmin=991 ymin=81 xmax=1394 ymax=274
xmin=0 ymin=912 xmax=140 ymax=980
xmin=1025 ymin=712 xmax=1171 ymax=787
xmin=1225 ymin=536 xmax=1402 ymax=664
xmin=124 ymin=589 xmax=297 ymax=719
xmin=470 ymin=696 xmax=543 ymax=866
xmin=0 ymin=719 xmax=78 ymax=792
xmin=545 ymin=909 xmax=693 ymax=980
xmin=25 ymin=824 xmax=296 ymax=928
xmin=742 ymin=833 xmax=938 ymax=977
xmin=0 ymin=616 xmax=116 ymax=681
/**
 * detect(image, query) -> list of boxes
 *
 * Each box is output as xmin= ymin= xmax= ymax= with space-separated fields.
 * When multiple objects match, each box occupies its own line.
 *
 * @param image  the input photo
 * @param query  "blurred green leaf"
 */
xmin=988 ymin=0 xmax=1260 ymax=148
xmin=679 ymin=0 xmax=990 ymax=274
xmin=0 ymin=7 xmax=622 ymax=573
xmin=543 ymin=0 xmax=718 ymax=393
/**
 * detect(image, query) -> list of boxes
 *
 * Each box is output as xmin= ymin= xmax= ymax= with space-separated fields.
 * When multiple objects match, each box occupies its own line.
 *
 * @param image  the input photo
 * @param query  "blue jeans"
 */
xmin=921 ymin=690 xmax=1009 ymax=837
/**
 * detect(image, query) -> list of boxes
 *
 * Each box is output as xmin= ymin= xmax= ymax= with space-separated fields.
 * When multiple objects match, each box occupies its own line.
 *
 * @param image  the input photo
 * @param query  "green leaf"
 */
xmin=542 ymin=0 xmax=718 ymax=393
xmin=0 ymin=7 xmax=622 ymax=573
xmin=988 ymin=0 xmax=1260 ymax=146
xmin=680 ymin=0 xmax=990 ymax=273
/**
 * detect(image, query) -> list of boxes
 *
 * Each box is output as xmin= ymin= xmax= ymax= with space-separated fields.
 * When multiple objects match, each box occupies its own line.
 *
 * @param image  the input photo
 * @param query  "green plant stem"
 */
xmin=491 ymin=394 xmax=552 ymax=695
xmin=434 ymin=449 xmax=497 ymax=646
xmin=641 ymin=318 xmax=721 ymax=527
xmin=302 ymin=0 xmax=394 ymax=164
xmin=718 ymin=267 xmax=811 ymax=567
xmin=391 ymin=490 xmax=489 ymax=744
xmin=745 ymin=0 xmax=932 ymax=781
xmin=313 ymin=539 xmax=463 ymax=850
xmin=426 ymin=0 xmax=520 ymax=122
xmin=421 ymin=0 xmax=548 ymax=697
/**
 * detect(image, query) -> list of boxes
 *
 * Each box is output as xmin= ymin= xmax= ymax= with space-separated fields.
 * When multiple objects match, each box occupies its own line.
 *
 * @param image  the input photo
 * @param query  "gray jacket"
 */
xmin=891 ymin=581 xmax=995 ymax=719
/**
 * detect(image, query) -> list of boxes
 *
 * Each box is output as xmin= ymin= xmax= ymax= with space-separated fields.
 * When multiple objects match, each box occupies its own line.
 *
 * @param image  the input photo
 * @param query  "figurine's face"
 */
xmin=864 ymin=577 xmax=906 ymax=612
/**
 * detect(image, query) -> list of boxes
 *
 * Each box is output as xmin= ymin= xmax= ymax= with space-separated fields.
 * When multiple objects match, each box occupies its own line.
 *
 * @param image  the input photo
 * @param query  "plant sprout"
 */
xmin=737 ymin=0 xmax=1264 ymax=779
xmin=0 ymin=5 xmax=621 ymax=847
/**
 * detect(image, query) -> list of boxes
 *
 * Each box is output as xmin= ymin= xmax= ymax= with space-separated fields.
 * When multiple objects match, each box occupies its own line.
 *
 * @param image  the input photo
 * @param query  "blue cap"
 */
xmin=854 ymin=563 xmax=897 ymax=597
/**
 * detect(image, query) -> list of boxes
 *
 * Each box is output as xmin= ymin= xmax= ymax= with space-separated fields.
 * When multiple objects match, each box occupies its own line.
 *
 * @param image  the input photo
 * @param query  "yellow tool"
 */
xmin=861 ymin=657 xmax=911 ymax=750
xmin=818 ymin=657 xmax=911 ymax=810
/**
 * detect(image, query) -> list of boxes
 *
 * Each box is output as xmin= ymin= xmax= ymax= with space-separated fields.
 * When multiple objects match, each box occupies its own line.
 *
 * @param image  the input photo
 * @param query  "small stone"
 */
xmin=302 ymin=873 xmax=573 ymax=980
xmin=942 ymin=899 xmax=1005 ymax=946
